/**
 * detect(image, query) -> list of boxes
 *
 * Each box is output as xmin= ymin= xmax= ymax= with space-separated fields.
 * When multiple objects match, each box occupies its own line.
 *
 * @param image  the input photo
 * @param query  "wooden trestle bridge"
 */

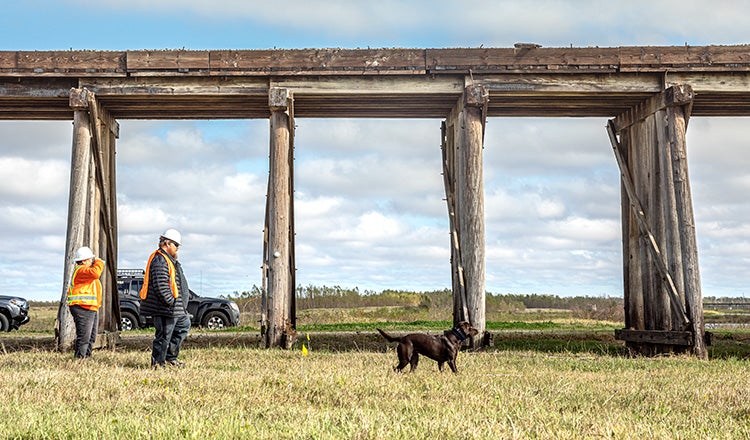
xmin=3 ymin=45 xmax=750 ymax=356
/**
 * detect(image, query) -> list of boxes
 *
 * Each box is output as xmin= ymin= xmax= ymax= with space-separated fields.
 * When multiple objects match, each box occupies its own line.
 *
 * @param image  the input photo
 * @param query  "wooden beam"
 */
xmin=615 ymin=329 xmax=694 ymax=346
xmin=270 ymin=75 xmax=463 ymax=95
xmin=619 ymin=45 xmax=750 ymax=72
xmin=79 ymin=76 xmax=269 ymax=96
xmin=427 ymin=47 xmax=620 ymax=73
xmin=481 ymin=72 xmax=663 ymax=94
xmin=4 ymin=45 xmax=750 ymax=78
xmin=210 ymin=48 xmax=427 ymax=75
xmin=612 ymin=84 xmax=694 ymax=132
xmin=0 ymin=51 xmax=125 ymax=76
xmin=127 ymin=50 xmax=209 ymax=73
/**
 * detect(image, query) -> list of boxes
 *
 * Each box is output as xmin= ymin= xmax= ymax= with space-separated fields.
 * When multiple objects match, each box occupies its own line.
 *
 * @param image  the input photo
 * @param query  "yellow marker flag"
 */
xmin=302 ymin=344 xmax=308 ymax=356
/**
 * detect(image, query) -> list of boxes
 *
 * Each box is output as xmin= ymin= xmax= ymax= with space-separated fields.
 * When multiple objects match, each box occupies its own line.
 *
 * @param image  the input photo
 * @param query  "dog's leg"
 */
xmin=448 ymin=359 xmax=458 ymax=373
xmin=395 ymin=342 xmax=412 ymax=372
xmin=437 ymin=361 xmax=445 ymax=372
xmin=409 ymin=353 xmax=419 ymax=372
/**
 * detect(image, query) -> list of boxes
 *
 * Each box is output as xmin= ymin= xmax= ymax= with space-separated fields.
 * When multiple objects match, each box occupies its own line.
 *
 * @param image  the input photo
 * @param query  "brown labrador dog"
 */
xmin=377 ymin=321 xmax=478 ymax=373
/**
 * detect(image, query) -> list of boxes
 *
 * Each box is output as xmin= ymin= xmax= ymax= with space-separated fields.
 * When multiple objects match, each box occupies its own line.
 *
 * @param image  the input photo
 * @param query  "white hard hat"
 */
xmin=74 ymin=246 xmax=95 ymax=262
xmin=161 ymin=228 xmax=182 ymax=245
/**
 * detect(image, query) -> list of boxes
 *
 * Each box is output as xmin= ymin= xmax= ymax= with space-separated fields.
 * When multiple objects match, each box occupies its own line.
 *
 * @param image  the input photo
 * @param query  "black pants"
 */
xmin=69 ymin=305 xmax=98 ymax=358
xmin=151 ymin=315 xmax=177 ymax=366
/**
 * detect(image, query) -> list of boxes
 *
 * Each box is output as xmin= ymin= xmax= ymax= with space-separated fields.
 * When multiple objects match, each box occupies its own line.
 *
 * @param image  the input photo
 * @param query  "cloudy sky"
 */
xmin=1 ymin=1 xmax=749 ymax=301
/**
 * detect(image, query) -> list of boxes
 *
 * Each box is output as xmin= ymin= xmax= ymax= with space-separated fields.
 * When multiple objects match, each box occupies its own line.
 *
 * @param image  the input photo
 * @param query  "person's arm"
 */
xmin=76 ymin=259 xmax=105 ymax=282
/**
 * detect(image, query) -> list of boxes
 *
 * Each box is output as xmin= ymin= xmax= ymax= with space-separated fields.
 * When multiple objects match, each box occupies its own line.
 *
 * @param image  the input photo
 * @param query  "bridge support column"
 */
xmin=609 ymin=84 xmax=706 ymax=358
xmin=56 ymin=88 xmax=120 ymax=352
xmin=442 ymin=83 xmax=488 ymax=348
xmin=263 ymin=88 xmax=297 ymax=349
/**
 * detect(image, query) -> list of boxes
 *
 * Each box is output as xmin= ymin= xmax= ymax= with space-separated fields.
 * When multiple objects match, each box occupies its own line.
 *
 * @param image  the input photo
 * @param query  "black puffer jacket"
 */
xmin=140 ymin=250 xmax=189 ymax=318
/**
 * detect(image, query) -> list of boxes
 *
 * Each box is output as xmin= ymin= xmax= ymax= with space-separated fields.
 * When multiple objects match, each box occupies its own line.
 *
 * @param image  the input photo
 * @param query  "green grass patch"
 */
xmin=299 ymin=320 xmax=453 ymax=332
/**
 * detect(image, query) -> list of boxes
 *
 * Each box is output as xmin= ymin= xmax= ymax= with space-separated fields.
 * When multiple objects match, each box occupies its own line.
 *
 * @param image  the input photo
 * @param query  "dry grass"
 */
xmin=1 ymin=345 xmax=750 ymax=439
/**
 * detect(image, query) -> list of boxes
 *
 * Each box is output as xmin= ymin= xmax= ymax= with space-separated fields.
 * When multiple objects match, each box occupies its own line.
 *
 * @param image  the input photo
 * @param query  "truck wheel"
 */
xmin=120 ymin=311 xmax=139 ymax=331
xmin=201 ymin=311 xmax=228 ymax=330
xmin=0 ymin=313 xmax=8 ymax=332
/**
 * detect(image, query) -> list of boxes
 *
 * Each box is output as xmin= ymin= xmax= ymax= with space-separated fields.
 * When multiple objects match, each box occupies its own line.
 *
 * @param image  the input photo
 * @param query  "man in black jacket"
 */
xmin=140 ymin=228 xmax=190 ymax=368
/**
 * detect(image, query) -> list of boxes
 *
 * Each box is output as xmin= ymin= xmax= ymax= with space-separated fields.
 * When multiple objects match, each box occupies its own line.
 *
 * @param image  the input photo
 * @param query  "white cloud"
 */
xmin=0 ymin=157 xmax=69 ymax=201
xmin=70 ymin=0 xmax=750 ymax=46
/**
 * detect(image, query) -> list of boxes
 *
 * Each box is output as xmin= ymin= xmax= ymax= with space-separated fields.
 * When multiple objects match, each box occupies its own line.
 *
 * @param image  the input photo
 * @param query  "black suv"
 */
xmin=0 ymin=295 xmax=30 ymax=331
xmin=117 ymin=269 xmax=240 ymax=331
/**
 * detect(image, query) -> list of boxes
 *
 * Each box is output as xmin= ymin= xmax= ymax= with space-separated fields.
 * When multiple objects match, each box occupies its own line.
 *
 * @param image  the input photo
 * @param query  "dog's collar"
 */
xmin=450 ymin=326 xmax=468 ymax=342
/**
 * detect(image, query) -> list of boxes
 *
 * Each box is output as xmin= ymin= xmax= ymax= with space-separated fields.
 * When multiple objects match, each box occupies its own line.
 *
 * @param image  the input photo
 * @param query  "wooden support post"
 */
xmin=610 ymin=84 xmax=706 ymax=358
xmin=666 ymin=104 xmax=707 ymax=358
xmin=265 ymin=88 xmax=296 ymax=349
xmin=608 ymin=121 xmax=689 ymax=328
xmin=56 ymin=88 xmax=121 ymax=351
xmin=56 ymin=90 xmax=93 ymax=351
xmin=444 ymin=83 xmax=488 ymax=348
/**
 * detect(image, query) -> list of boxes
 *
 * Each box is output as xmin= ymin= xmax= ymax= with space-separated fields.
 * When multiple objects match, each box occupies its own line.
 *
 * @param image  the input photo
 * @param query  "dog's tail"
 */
xmin=377 ymin=328 xmax=399 ymax=342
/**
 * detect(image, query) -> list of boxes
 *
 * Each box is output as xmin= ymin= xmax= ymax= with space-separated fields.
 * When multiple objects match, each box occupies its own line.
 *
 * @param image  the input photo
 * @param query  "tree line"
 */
xmin=225 ymin=285 xmax=624 ymax=314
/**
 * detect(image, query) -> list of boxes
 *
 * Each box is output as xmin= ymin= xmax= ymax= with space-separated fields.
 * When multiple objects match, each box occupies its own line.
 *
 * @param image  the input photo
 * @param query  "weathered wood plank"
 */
xmin=127 ymin=50 xmax=209 ymax=71
xmin=80 ymin=77 xmax=268 ymax=95
xmin=615 ymin=329 xmax=694 ymax=346
xmin=481 ymin=72 xmax=662 ymax=93
xmin=12 ymin=51 xmax=125 ymax=73
xmin=271 ymin=75 xmax=462 ymax=94
xmin=667 ymin=72 xmax=750 ymax=92
xmin=427 ymin=47 xmax=620 ymax=72
xmin=0 ymin=51 xmax=17 ymax=69
xmin=210 ymin=48 xmax=426 ymax=74
xmin=620 ymin=45 xmax=750 ymax=71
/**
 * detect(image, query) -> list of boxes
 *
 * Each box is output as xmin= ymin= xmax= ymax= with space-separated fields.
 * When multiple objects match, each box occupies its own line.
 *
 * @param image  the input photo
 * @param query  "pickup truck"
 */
xmin=116 ymin=269 xmax=240 ymax=331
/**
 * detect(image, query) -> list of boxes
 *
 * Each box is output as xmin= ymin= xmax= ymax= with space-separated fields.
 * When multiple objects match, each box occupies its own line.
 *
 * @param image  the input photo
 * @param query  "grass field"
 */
xmin=2 ymin=345 xmax=750 ymax=439
xmin=2 ymin=305 xmax=750 ymax=438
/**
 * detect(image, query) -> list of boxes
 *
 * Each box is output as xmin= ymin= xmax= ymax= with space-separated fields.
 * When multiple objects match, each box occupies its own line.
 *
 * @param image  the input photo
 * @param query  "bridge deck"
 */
xmin=1 ymin=45 xmax=750 ymax=119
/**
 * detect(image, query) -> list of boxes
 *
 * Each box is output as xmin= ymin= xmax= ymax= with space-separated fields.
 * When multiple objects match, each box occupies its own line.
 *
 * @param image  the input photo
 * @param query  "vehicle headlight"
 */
xmin=9 ymin=298 xmax=26 ymax=307
xmin=229 ymin=302 xmax=240 ymax=313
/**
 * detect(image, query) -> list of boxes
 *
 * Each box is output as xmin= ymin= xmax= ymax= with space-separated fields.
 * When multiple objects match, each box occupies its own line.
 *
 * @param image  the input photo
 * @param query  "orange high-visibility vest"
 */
xmin=67 ymin=259 xmax=104 ymax=310
xmin=139 ymin=249 xmax=179 ymax=300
